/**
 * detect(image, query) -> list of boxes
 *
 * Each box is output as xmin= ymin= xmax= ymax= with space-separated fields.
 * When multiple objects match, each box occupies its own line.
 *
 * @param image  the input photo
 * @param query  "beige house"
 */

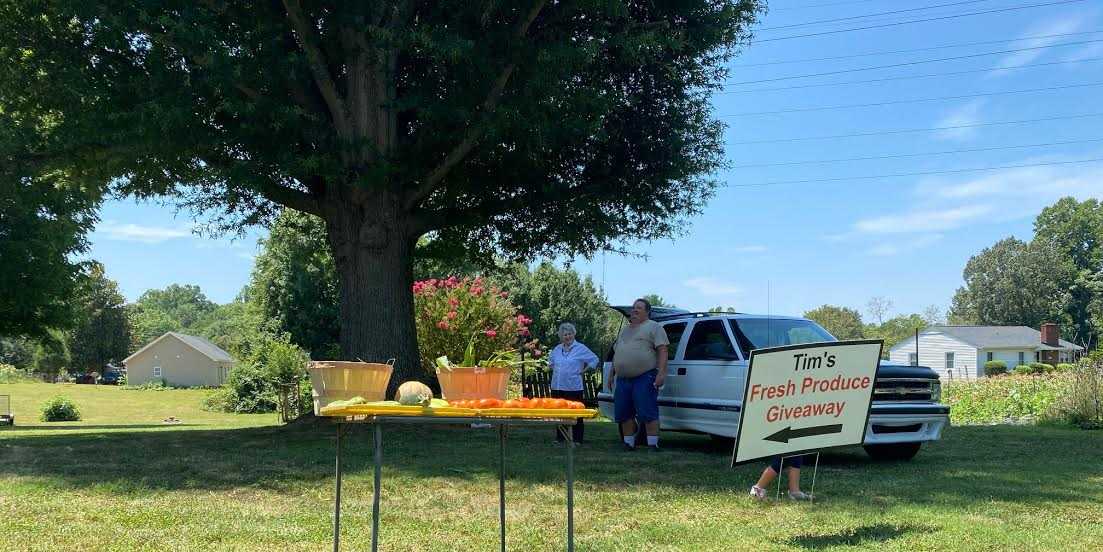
xmin=123 ymin=332 xmax=235 ymax=387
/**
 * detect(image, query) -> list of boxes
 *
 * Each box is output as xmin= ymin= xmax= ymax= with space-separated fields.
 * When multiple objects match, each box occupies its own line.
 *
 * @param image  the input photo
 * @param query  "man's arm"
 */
xmin=655 ymin=345 xmax=669 ymax=388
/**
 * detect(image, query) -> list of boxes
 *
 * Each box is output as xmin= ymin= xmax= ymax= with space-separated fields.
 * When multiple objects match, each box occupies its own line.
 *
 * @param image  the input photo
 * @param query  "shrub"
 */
xmin=40 ymin=396 xmax=81 ymax=422
xmin=413 ymin=276 xmax=532 ymax=375
xmin=0 ymin=363 xmax=35 ymax=383
xmin=203 ymin=363 xmax=277 ymax=413
xmin=122 ymin=379 xmax=176 ymax=391
xmin=259 ymin=338 xmax=308 ymax=385
xmin=1055 ymin=363 xmax=1075 ymax=372
xmin=1043 ymin=361 xmax=1103 ymax=429
xmin=1014 ymin=365 xmax=1033 ymax=375
xmin=983 ymin=360 xmax=1008 ymax=376
xmin=1028 ymin=362 xmax=1053 ymax=374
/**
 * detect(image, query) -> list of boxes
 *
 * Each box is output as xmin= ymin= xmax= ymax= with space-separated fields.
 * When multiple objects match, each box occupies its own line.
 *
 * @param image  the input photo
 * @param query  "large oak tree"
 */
xmin=1 ymin=1 xmax=761 ymax=388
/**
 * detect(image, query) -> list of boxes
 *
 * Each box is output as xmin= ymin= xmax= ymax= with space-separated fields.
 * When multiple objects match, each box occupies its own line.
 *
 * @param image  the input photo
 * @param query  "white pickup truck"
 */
xmin=597 ymin=307 xmax=950 ymax=460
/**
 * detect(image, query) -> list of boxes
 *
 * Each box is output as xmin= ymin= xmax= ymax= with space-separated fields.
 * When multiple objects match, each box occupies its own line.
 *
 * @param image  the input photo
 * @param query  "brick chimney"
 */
xmin=1040 ymin=323 xmax=1059 ymax=346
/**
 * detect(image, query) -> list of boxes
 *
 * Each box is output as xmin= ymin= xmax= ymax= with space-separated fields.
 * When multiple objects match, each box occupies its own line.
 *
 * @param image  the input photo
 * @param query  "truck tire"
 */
xmin=709 ymin=434 xmax=735 ymax=448
xmin=863 ymin=442 xmax=921 ymax=461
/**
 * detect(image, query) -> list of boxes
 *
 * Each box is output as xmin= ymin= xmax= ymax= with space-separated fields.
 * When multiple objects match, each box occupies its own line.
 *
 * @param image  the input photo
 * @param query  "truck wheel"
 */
xmin=709 ymin=434 xmax=735 ymax=447
xmin=863 ymin=442 xmax=921 ymax=461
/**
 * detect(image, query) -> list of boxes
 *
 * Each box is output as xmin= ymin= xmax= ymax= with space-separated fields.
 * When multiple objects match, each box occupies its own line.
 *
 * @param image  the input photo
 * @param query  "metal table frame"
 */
xmin=331 ymin=415 xmax=581 ymax=552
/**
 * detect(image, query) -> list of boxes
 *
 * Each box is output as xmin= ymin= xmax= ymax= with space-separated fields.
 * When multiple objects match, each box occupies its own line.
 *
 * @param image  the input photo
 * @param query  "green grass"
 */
xmin=2 ymin=382 xmax=1102 ymax=551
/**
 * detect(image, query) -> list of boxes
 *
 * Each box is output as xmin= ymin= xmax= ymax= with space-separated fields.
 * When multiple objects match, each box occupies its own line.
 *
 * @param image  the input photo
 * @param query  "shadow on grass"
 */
xmin=2 ymin=424 xmax=200 ymax=430
xmin=785 ymin=523 xmax=932 ymax=549
xmin=0 ymin=420 xmax=1100 ymax=510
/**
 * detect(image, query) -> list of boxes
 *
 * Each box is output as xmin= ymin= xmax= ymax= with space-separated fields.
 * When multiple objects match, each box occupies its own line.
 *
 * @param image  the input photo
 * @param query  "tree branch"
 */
xmin=281 ymin=0 xmax=352 ymax=139
xmin=403 ymin=0 xmax=547 ymax=211
xmin=255 ymin=178 xmax=323 ymax=216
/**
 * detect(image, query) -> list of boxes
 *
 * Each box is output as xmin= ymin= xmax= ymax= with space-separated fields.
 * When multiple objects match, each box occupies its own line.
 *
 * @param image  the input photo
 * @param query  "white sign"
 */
xmin=731 ymin=340 xmax=882 ymax=466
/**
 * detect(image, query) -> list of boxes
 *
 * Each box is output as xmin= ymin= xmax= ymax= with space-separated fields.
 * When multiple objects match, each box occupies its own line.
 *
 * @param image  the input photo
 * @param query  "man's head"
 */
xmin=630 ymin=298 xmax=651 ymax=324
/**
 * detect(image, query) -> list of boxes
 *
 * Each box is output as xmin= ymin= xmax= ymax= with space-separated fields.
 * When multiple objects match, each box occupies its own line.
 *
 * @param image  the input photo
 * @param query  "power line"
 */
xmin=731 ymin=158 xmax=1103 ymax=188
xmin=726 ymin=39 xmax=1103 ymax=85
xmin=758 ymin=0 xmax=997 ymax=31
xmin=731 ymin=138 xmax=1103 ymax=167
xmin=754 ymin=0 xmax=1088 ymax=43
xmin=772 ymin=0 xmax=883 ymax=11
xmin=732 ymin=30 xmax=1103 ymax=67
xmin=722 ymin=81 xmax=1103 ymax=117
xmin=727 ymin=112 xmax=1103 ymax=144
xmin=723 ymin=56 xmax=1103 ymax=94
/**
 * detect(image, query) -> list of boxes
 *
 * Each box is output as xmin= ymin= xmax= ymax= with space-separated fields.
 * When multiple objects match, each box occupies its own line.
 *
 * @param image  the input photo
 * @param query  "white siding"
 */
xmin=979 ymin=348 xmax=1037 ymax=370
xmin=889 ymin=332 xmax=980 ymax=380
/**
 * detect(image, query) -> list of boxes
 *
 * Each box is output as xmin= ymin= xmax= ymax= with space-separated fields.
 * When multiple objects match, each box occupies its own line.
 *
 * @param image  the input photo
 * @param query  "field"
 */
xmin=1 ymin=382 xmax=1101 ymax=551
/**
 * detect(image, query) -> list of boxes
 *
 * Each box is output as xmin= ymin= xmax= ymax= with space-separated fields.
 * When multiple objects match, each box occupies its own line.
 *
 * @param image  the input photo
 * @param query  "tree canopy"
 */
xmin=1 ymin=1 xmax=762 ymax=388
xmin=804 ymin=305 xmax=864 ymax=340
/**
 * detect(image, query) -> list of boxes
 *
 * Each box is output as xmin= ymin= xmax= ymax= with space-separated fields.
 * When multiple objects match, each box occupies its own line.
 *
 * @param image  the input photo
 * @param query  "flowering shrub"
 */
xmin=413 ymin=276 xmax=533 ymax=375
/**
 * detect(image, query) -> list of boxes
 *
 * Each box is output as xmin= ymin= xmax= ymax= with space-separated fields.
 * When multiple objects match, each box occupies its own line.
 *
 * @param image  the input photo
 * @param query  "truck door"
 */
xmin=677 ymin=319 xmax=745 ymax=412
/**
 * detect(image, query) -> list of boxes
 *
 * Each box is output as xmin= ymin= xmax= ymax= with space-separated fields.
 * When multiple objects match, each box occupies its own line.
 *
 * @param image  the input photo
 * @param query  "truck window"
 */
xmin=728 ymin=319 xmax=835 ymax=354
xmin=663 ymin=322 xmax=687 ymax=360
xmin=684 ymin=320 xmax=738 ymax=361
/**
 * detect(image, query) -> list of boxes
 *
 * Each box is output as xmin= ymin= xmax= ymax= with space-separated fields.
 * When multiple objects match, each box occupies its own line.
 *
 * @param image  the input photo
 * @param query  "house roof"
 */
xmin=924 ymin=325 xmax=1083 ymax=351
xmin=123 ymin=332 xmax=235 ymax=364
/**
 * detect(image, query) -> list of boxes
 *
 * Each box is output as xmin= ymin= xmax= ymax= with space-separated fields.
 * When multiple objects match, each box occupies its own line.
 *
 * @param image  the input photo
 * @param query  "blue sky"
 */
xmin=90 ymin=0 xmax=1103 ymax=322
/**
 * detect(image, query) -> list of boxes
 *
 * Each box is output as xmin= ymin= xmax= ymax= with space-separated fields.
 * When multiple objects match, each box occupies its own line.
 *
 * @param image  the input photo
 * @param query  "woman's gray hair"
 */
xmin=557 ymin=322 xmax=577 ymax=336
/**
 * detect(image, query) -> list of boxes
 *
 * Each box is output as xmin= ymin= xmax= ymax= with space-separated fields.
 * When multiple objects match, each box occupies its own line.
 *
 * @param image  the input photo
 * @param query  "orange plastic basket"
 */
xmin=434 ymin=366 xmax=510 ymax=400
xmin=308 ymin=360 xmax=394 ymax=415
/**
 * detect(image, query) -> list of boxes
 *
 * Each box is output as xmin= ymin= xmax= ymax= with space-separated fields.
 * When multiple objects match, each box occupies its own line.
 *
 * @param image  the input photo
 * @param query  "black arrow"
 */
xmin=763 ymin=424 xmax=843 ymax=444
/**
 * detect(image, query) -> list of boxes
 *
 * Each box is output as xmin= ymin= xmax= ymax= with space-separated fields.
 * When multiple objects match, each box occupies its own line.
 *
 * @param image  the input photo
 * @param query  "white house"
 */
xmin=888 ymin=323 xmax=1083 ymax=380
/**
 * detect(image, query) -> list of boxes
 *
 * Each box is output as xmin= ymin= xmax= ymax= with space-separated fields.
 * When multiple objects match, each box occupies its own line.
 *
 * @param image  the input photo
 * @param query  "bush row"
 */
xmin=945 ymin=359 xmax=1103 ymax=428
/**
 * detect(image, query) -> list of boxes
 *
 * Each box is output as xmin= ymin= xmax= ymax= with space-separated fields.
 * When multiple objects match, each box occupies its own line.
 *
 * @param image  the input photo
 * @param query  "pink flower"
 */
xmin=484 ymin=329 xmax=498 ymax=338
xmin=471 ymin=286 xmax=483 ymax=295
xmin=437 ymin=320 xmax=450 ymax=330
xmin=447 ymin=311 xmax=457 ymax=320
xmin=500 ymin=291 xmax=509 ymax=298
xmin=520 ymin=328 xmax=530 ymax=337
xmin=532 ymin=349 xmax=542 ymax=358
xmin=448 ymin=297 xmax=459 ymax=307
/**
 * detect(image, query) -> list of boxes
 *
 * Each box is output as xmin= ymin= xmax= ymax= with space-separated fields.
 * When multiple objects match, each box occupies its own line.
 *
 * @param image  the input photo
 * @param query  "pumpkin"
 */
xmin=395 ymin=381 xmax=434 ymax=406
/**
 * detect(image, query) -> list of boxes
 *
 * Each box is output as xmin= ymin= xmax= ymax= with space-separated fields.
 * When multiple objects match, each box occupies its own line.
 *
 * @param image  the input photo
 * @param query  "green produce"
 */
xmin=395 ymin=381 xmax=433 ymax=406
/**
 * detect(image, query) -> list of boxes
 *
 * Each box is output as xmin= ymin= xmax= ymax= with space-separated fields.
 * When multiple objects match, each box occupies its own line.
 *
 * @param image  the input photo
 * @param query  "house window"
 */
xmin=153 ymin=366 xmax=162 ymax=378
xmin=908 ymin=353 xmax=918 ymax=366
xmin=945 ymin=352 xmax=954 ymax=370
xmin=1018 ymin=352 xmax=1025 ymax=365
xmin=986 ymin=352 xmax=993 ymax=362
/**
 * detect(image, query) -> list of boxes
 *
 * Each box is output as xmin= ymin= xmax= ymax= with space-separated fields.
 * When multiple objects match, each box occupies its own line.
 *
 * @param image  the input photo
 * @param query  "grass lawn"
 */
xmin=1 ymin=382 xmax=1101 ymax=551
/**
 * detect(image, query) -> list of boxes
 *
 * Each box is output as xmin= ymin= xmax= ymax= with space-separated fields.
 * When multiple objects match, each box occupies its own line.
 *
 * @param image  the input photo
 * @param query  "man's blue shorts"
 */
xmin=613 ymin=369 xmax=660 ymax=423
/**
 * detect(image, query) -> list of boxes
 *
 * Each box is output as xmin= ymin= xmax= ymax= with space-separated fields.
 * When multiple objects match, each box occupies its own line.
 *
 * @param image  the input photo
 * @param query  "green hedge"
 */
xmin=983 ymin=360 xmax=1008 ymax=376
xmin=944 ymin=374 xmax=1064 ymax=424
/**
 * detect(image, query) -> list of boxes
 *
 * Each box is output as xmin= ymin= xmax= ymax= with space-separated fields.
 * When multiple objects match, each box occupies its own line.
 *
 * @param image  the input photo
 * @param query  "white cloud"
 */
xmin=866 ymin=234 xmax=944 ymax=257
xmin=855 ymin=205 xmax=993 ymax=234
xmin=684 ymin=277 xmax=743 ymax=297
xmin=989 ymin=15 xmax=1087 ymax=75
xmin=95 ymin=221 xmax=192 ymax=243
xmin=934 ymin=100 xmax=986 ymax=141
xmin=732 ymin=245 xmax=768 ymax=253
xmin=1060 ymin=42 xmax=1103 ymax=65
xmin=237 ymin=252 xmax=257 ymax=261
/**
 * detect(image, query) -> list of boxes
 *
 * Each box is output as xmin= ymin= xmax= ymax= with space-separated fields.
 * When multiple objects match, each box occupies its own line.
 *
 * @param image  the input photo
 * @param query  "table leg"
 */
xmin=499 ymin=424 xmax=506 ymax=552
xmin=372 ymin=423 xmax=382 ymax=552
xmin=333 ymin=423 xmax=343 ymax=552
xmin=565 ymin=425 xmax=575 ymax=552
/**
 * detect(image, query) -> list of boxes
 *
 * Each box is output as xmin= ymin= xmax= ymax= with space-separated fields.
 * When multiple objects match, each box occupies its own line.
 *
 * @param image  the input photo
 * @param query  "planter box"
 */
xmin=435 ymin=366 xmax=509 ymax=400
xmin=308 ymin=360 xmax=394 ymax=415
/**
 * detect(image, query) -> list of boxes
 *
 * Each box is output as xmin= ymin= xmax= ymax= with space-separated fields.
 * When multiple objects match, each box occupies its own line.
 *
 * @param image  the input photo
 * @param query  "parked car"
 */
xmin=73 ymin=373 xmax=98 ymax=385
xmin=100 ymin=370 xmax=124 ymax=385
xmin=597 ymin=307 xmax=950 ymax=461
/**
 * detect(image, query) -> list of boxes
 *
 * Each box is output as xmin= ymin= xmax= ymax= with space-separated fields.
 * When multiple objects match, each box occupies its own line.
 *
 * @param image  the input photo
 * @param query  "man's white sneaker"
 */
xmin=788 ymin=490 xmax=814 ymax=501
xmin=749 ymin=485 xmax=767 ymax=500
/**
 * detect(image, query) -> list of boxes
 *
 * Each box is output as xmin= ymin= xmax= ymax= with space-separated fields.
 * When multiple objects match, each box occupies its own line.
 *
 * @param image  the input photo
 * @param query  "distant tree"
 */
xmin=0 ymin=336 xmax=34 ymax=369
xmin=921 ymin=305 xmax=946 ymax=326
xmin=865 ymin=314 xmax=927 ymax=357
xmin=32 ymin=329 xmax=71 ymax=378
xmin=949 ymin=238 xmax=1072 ymax=331
xmin=708 ymin=306 xmax=738 ymax=313
xmin=866 ymin=296 xmax=894 ymax=326
xmin=68 ymin=263 xmax=130 ymax=373
xmin=803 ymin=305 xmax=864 ymax=340
xmin=0 ymin=173 xmax=100 ymax=337
xmin=642 ymin=294 xmax=675 ymax=309
xmin=1033 ymin=197 xmax=1102 ymax=347
xmin=126 ymin=306 xmax=182 ymax=352
xmin=496 ymin=262 xmax=614 ymax=352
xmin=135 ymin=285 xmax=217 ymax=330
xmin=193 ymin=295 xmax=274 ymax=362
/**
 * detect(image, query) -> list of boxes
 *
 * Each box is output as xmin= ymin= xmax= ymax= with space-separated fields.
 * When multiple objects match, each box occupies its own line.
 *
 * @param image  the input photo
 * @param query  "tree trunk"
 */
xmin=323 ymin=189 xmax=421 ymax=398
